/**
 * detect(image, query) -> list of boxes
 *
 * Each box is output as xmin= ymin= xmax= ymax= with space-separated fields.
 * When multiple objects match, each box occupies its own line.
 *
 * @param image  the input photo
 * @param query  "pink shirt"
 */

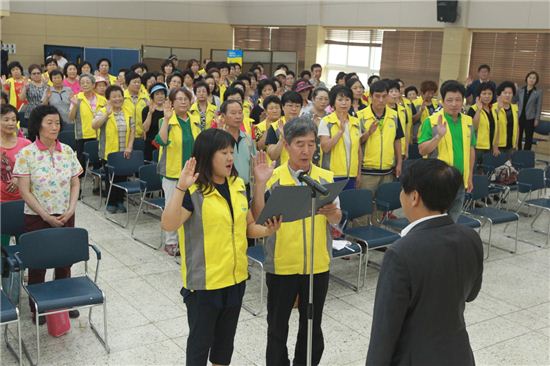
xmin=1 ymin=137 xmax=32 ymax=201
xmin=63 ymin=78 xmax=80 ymax=95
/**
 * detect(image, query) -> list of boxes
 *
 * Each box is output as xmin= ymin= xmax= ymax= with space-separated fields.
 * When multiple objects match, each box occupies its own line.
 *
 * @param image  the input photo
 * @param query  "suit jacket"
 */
xmin=515 ymin=86 xmax=543 ymax=121
xmin=366 ymin=215 xmax=483 ymax=366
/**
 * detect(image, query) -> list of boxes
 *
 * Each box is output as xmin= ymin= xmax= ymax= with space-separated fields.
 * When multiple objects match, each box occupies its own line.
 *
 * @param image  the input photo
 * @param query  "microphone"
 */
xmin=297 ymin=170 xmax=329 ymax=196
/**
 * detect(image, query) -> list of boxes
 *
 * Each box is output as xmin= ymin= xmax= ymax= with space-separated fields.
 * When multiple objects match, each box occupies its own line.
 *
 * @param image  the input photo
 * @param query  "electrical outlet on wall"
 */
xmin=1 ymin=43 xmax=16 ymax=54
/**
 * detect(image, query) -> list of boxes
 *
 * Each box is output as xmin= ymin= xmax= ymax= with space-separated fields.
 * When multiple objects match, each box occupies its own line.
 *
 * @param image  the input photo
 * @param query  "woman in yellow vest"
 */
xmin=413 ymin=80 xmax=441 ymax=141
xmin=318 ymin=85 xmax=361 ymax=190
xmin=161 ymin=130 xmax=280 ymax=366
xmin=387 ymin=80 xmax=409 ymax=159
xmin=96 ymin=58 xmax=117 ymax=85
xmin=92 ymin=85 xmax=135 ymax=213
xmin=69 ymin=73 xmax=107 ymax=173
xmin=155 ymin=87 xmax=202 ymax=256
xmin=122 ymin=71 xmax=149 ymax=140
xmin=494 ymin=81 xmax=519 ymax=157
xmin=190 ymin=81 xmax=217 ymax=130
xmin=255 ymin=95 xmax=281 ymax=160
xmin=3 ymin=61 xmax=28 ymax=111
xmin=466 ymin=82 xmax=500 ymax=165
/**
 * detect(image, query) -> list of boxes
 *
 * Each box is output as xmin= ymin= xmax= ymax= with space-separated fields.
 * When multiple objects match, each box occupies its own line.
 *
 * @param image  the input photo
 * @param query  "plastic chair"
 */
xmin=375 ymin=181 xmax=409 ymax=231
xmin=104 ymin=151 xmax=146 ymax=227
xmin=516 ymin=168 xmax=550 ymax=247
xmin=511 ymin=150 xmax=535 ymax=170
xmin=329 ymin=211 xmax=363 ymax=292
xmin=131 ymin=163 xmax=165 ymax=249
xmin=339 ymin=189 xmax=401 ymax=285
xmin=14 ymin=228 xmax=109 ymax=364
xmin=81 ymin=140 xmax=106 ymax=210
xmin=0 ymin=200 xmax=25 ymax=303
xmin=133 ymin=139 xmax=145 ymax=151
xmin=58 ymin=130 xmax=76 ymax=151
xmin=242 ymin=245 xmax=266 ymax=316
xmin=465 ymin=175 xmax=519 ymax=258
xmin=407 ymin=144 xmax=422 ymax=160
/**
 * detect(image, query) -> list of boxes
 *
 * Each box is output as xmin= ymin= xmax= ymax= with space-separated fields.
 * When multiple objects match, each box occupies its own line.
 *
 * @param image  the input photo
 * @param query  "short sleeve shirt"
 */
xmin=13 ymin=139 xmax=83 ymax=215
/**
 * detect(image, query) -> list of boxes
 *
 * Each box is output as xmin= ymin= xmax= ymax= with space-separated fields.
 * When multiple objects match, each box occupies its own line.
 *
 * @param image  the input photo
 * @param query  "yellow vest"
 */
xmin=270 ymin=117 xmax=289 ymax=166
xmin=42 ymin=72 xmax=53 ymax=87
xmin=264 ymin=163 xmax=334 ymax=274
xmin=255 ymin=119 xmax=274 ymax=165
xmin=413 ymin=96 xmax=441 ymax=138
xmin=157 ymin=112 xmax=202 ymax=179
xmin=97 ymin=110 xmax=132 ymax=160
xmin=178 ymin=177 xmax=249 ymax=290
xmin=493 ymin=104 xmax=519 ymax=149
xmin=74 ymin=92 xmax=107 ymax=139
xmin=243 ymin=100 xmax=252 ymax=120
xmin=361 ymin=106 xmax=401 ymax=170
xmin=427 ymin=111 xmax=473 ymax=187
xmin=319 ymin=112 xmax=361 ymax=177
xmin=219 ymin=84 xmax=227 ymax=103
xmin=122 ymin=89 xmax=150 ymax=139
xmin=6 ymin=77 xmax=18 ymax=108
xmin=401 ymin=98 xmax=413 ymax=145
xmin=108 ymin=74 xmax=117 ymax=85
xmin=393 ymin=104 xmax=408 ymax=153
xmin=189 ymin=102 xmax=217 ymax=130
xmin=471 ymin=105 xmax=498 ymax=150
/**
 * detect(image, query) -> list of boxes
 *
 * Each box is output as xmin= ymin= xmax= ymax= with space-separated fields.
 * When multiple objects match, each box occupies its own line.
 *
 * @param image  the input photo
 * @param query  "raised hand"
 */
xmin=163 ymin=99 xmax=173 ymax=121
xmin=105 ymin=101 xmax=112 ymax=116
xmin=253 ymin=151 xmax=275 ymax=184
xmin=177 ymin=157 xmax=199 ymax=191
xmin=367 ymin=120 xmax=378 ymax=136
xmin=475 ymin=96 xmax=483 ymax=110
xmin=45 ymin=88 xmax=53 ymax=101
xmin=465 ymin=77 xmax=473 ymax=87
xmin=277 ymin=119 xmax=285 ymax=137
xmin=435 ymin=114 xmax=447 ymax=137
xmin=496 ymin=95 xmax=504 ymax=111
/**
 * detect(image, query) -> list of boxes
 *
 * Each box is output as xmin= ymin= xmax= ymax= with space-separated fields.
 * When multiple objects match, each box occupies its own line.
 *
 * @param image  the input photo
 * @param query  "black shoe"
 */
xmin=32 ymin=314 xmax=46 ymax=325
xmin=68 ymin=310 xmax=80 ymax=318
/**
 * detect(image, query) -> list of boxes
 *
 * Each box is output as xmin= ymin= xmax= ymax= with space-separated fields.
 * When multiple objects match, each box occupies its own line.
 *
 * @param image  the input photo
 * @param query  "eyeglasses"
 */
xmin=31 ymin=72 xmax=41 ymax=75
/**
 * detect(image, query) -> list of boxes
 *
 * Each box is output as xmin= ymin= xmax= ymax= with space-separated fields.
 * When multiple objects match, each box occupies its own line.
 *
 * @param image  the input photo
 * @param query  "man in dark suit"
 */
xmin=366 ymin=159 xmax=483 ymax=366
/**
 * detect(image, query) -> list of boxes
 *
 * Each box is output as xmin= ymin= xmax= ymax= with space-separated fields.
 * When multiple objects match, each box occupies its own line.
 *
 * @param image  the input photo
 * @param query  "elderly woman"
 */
xmin=13 ymin=105 xmax=82 ymax=323
xmin=43 ymin=70 xmax=73 ymax=124
xmin=3 ymin=61 xmax=28 ymax=111
xmin=96 ymin=58 xmax=117 ymax=85
xmin=21 ymin=64 xmax=49 ymax=121
xmin=190 ymin=81 xmax=217 ymax=131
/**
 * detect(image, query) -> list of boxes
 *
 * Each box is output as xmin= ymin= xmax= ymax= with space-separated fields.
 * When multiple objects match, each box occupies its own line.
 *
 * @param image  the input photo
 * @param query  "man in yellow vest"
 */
xmin=252 ymin=116 xmax=342 ymax=366
xmin=418 ymin=80 xmax=476 ymax=223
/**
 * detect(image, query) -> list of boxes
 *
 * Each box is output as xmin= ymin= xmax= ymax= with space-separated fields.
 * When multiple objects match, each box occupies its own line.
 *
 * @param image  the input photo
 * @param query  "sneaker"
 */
xmin=68 ymin=310 xmax=80 ymax=319
xmin=31 ymin=314 xmax=46 ymax=325
xmin=116 ymin=202 xmax=127 ymax=213
xmin=106 ymin=204 xmax=118 ymax=214
xmin=164 ymin=244 xmax=179 ymax=257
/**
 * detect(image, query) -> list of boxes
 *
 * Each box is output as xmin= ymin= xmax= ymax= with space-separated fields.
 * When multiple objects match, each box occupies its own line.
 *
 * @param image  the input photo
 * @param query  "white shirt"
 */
xmin=400 ymin=213 xmax=448 ymax=237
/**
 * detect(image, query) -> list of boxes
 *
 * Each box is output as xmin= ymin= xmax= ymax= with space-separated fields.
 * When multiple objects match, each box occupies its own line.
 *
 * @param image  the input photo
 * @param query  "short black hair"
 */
xmin=263 ymin=95 xmax=282 ymax=110
xmin=367 ymin=75 xmax=380 ymax=86
xmin=336 ymin=71 xmax=346 ymax=83
xmin=299 ymin=70 xmax=312 ymax=78
xmin=440 ymin=80 xmax=466 ymax=99
xmin=166 ymin=72 xmax=184 ymax=85
xmin=7 ymin=61 xmax=23 ymax=74
xmin=404 ymin=86 xmax=418 ymax=96
xmin=496 ymin=81 xmax=516 ymax=96
xmin=286 ymin=70 xmax=295 ymax=78
xmin=0 ymin=92 xmax=9 ymax=105
xmin=141 ymin=72 xmax=156 ymax=87
xmin=193 ymin=80 xmax=210 ymax=95
xmin=478 ymin=64 xmax=491 ymax=72
xmin=52 ymin=49 xmax=64 ymax=57
xmin=27 ymin=105 xmax=63 ymax=141
xmin=400 ymin=158 xmax=463 ymax=213
xmin=237 ymin=74 xmax=251 ymax=84
xmin=310 ymin=63 xmax=322 ymax=71
xmin=477 ymin=82 xmax=495 ymax=96
xmin=329 ymin=86 xmax=352 ymax=107
xmin=218 ymin=62 xmax=230 ymax=71
xmin=369 ymin=80 xmax=389 ymax=94
xmin=344 ymin=72 xmax=358 ymax=84
xmin=49 ymin=69 xmax=63 ymax=80
xmin=161 ymin=59 xmax=174 ymax=73
xmin=257 ymin=79 xmax=276 ymax=95
xmin=181 ymin=69 xmax=194 ymax=81
xmin=312 ymin=87 xmax=329 ymax=100
xmin=79 ymin=61 xmax=93 ymax=74
xmin=230 ymin=80 xmax=245 ymax=91
xmin=205 ymin=61 xmax=218 ymax=73
xmin=281 ymin=91 xmax=303 ymax=106
xmin=525 ymin=71 xmax=540 ymax=85
xmin=105 ymin=85 xmax=124 ymax=100
xmin=130 ymin=63 xmax=147 ymax=72
xmin=223 ymin=86 xmax=244 ymax=101
xmin=1 ymin=103 xmax=18 ymax=118
xmin=125 ymin=71 xmax=141 ymax=86
xmin=386 ymin=79 xmax=401 ymax=91
xmin=96 ymin=58 xmax=111 ymax=69
xmin=63 ymin=62 xmax=78 ymax=77
xmin=220 ymin=99 xmax=242 ymax=114
xmin=45 ymin=57 xmax=57 ymax=66
xmin=276 ymin=64 xmax=288 ymax=71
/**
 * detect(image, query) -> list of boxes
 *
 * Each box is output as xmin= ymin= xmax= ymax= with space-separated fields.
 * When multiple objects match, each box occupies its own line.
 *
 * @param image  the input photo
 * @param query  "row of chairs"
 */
xmin=1 ymin=200 xmax=109 ymax=365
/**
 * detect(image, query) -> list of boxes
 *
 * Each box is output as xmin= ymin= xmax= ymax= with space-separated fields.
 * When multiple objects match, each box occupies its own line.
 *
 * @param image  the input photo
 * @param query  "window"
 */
xmin=325 ymin=29 xmax=383 ymax=87
xmin=469 ymin=32 xmax=550 ymax=115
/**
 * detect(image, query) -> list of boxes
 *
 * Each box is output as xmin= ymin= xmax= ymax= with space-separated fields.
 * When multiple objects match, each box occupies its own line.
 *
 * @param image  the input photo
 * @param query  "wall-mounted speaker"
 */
xmin=437 ymin=0 xmax=458 ymax=23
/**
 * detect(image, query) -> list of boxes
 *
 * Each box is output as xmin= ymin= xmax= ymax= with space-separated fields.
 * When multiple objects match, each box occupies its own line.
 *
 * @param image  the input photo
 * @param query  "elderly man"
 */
xmin=252 ymin=116 xmax=342 ymax=366
xmin=366 ymin=159 xmax=483 ymax=366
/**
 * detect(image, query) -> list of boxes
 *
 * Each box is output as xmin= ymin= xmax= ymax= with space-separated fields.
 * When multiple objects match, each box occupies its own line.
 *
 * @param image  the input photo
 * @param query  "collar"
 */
xmin=36 ymin=138 xmax=62 ymax=152
xmin=370 ymin=105 xmax=386 ymax=120
xmin=444 ymin=111 xmax=461 ymax=123
xmin=400 ymin=213 xmax=447 ymax=237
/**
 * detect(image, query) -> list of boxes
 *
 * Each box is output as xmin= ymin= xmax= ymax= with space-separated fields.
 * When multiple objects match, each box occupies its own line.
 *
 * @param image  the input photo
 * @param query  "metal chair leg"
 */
xmin=89 ymin=294 xmax=110 ymax=353
xmin=35 ymin=306 xmax=40 ymax=365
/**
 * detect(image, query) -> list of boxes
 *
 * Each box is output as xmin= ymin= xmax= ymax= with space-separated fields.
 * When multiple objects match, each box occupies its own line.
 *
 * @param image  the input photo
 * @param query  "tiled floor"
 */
xmin=2 ymin=190 xmax=549 ymax=365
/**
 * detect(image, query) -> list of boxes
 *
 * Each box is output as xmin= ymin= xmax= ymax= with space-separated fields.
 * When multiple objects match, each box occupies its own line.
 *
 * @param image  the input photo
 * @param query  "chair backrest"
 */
xmin=511 ymin=150 xmax=535 ymax=170
xmin=133 ymin=139 xmax=145 ymax=151
xmin=18 ymin=228 xmax=89 ymax=270
xmin=471 ymin=175 xmax=489 ymax=200
xmin=402 ymin=159 xmax=419 ymax=175
xmin=58 ymin=130 xmax=76 ymax=151
xmin=139 ymin=163 xmax=162 ymax=192
xmin=152 ymin=149 xmax=159 ymax=163
xmin=376 ymin=181 xmax=402 ymax=211
xmin=517 ymin=168 xmax=545 ymax=193
xmin=62 ymin=122 xmax=75 ymax=132
xmin=535 ymin=121 xmax=550 ymax=136
xmin=339 ymin=189 xmax=373 ymax=220
xmin=481 ymin=153 xmax=508 ymax=173
xmin=106 ymin=150 xmax=144 ymax=176
xmin=408 ymin=144 xmax=422 ymax=160
xmin=83 ymin=140 xmax=100 ymax=165
xmin=0 ymin=200 xmax=25 ymax=237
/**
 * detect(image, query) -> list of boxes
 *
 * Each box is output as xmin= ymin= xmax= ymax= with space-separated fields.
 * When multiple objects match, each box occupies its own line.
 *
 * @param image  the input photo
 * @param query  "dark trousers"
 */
xmin=519 ymin=118 xmax=535 ymax=150
xmin=101 ymin=160 xmax=127 ymax=205
xmin=76 ymin=138 xmax=97 ymax=177
xmin=24 ymin=214 xmax=75 ymax=313
xmin=266 ymin=272 xmax=330 ymax=366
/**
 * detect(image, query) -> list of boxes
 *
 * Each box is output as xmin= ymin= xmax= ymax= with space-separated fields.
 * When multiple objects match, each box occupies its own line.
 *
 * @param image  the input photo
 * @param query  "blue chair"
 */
xmin=511 ymin=150 xmax=535 ymax=170
xmin=375 ymin=181 xmax=409 ymax=231
xmin=81 ymin=140 xmax=106 ymax=210
xmin=339 ymin=189 xmax=401 ymax=285
xmin=104 ymin=150 xmax=146 ymax=227
xmin=480 ymin=152 xmax=516 ymax=206
xmin=465 ymin=175 xmax=519 ymax=258
xmin=133 ymin=138 xmax=145 ymax=151
xmin=516 ymin=168 xmax=550 ymax=247
xmin=0 ymin=200 xmax=25 ymax=304
xmin=242 ymin=244 xmax=266 ymax=316
xmin=407 ymin=144 xmax=422 ymax=160
xmin=1 ymin=253 xmax=25 ymax=366
xmin=131 ymin=163 xmax=165 ymax=249
xmin=58 ymin=130 xmax=76 ymax=151
xmin=14 ymin=228 xmax=109 ymax=364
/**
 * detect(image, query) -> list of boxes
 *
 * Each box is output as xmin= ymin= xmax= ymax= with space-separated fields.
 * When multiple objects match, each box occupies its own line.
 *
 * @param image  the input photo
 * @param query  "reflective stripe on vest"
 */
xmin=122 ymin=89 xmax=149 ymax=139
xmin=361 ymin=106 xmax=400 ymax=170
xmin=320 ymin=112 xmax=361 ymax=177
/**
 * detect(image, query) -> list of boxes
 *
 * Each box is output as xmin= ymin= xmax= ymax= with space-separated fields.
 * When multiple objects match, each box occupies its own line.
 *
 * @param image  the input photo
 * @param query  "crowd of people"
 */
xmin=0 ymin=52 xmax=544 ymax=365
